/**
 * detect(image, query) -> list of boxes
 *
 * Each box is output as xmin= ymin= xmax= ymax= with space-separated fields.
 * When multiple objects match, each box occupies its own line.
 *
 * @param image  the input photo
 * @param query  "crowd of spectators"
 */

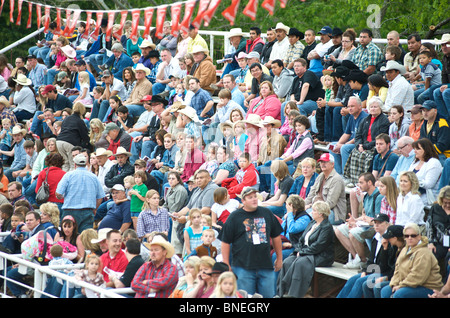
xmin=0 ymin=18 xmax=449 ymax=299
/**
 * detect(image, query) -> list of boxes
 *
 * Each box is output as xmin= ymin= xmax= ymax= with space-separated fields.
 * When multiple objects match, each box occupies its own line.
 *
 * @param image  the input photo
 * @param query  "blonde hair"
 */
xmin=142 ymin=189 xmax=158 ymax=211
xmin=202 ymin=228 xmax=215 ymax=239
xmin=403 ymin=222 xmax=420 ymax=235
xmin=321 ymin=74 xmax=334 ymax=89
xmin=399 ymin=171 xmax=420 ymax=195
xmin=202 ymin=215 xmax=212 ymax=227
xmin=188 ymin=208 xmax=202 ymax=222
xmin=124 ymin=175 xmax=135 ymax=187
xmin=199 ymin=255 xmax=215 ymax=269
xmin=78 ymin=71 xmax=90 ymax=85
xmin=312 ymin=201 xmax=331 ymax=217
xmin=89 ymin=118 xmax=104 ymax=144
xmin=39 ymin=202 xmax=60 ymax=227
xmin=301 ymin=157 xmax=317 ymax=169
xmin=270 ymin=160 xmax=290 ymax=181
xmin=72 ymin=102 xmax=86 ymax=117
xmin=437 ymin=186 xmax=450 ymax=206
xmin=85 ymin=254 xmax=101 ymax=268
xmin=379 ymin=176 xmax=399 ymax=212
xmin=2 ymin=118 xmax=11 ymax=126
xmin=211 ymin=271 xmax=238 ymax=298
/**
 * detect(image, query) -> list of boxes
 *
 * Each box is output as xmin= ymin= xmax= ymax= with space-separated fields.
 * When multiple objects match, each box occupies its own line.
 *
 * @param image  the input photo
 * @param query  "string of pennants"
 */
xmin=0 ymin=0 xmax=292 ymax=41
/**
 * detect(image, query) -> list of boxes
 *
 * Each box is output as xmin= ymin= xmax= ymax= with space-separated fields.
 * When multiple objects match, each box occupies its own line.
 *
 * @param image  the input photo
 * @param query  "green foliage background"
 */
xmin=1 ymin=0 xmax=449 ymax=62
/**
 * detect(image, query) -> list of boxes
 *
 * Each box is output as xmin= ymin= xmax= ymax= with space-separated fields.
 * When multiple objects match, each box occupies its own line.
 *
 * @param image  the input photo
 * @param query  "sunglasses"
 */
xmin=404 ymin=234 xmax=419 ymax=238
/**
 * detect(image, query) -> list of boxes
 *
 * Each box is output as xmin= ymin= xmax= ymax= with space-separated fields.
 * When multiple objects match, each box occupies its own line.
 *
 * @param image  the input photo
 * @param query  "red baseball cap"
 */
xmin=140 ymin=95 xmax=153 ymax=103
xmin=42 ymin=84 xmax=56 ymax=95
xmin=317 ymin=152 xmax=335 ymax=163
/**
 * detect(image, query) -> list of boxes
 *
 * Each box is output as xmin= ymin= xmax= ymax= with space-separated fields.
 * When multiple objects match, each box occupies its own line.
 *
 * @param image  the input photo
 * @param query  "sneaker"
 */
xmin=343 ymin=254 xmax=360 ymax=268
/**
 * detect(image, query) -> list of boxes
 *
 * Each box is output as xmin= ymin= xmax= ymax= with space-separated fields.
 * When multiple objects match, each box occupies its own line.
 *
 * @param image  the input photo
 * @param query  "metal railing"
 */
xmin=0 ymin=251 xmax=131 ymax=298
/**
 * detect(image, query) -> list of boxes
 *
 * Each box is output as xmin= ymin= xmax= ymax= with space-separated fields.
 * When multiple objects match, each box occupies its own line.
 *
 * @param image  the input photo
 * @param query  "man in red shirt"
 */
xmin=99 ymin=229 xmax=129 ymax=286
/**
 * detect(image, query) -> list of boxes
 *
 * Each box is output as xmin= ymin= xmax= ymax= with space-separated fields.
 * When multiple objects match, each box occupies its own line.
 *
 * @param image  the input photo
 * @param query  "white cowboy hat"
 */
xmin=61 ymin=45 xmax=76 ymax=59
xmin=261 ymin=116 xmax=281 ymax=128
xmin=133 ymin=63 xmax=151 ymax=76
xmin=219 ymin=120 xmax=234 ymax=134
xmin=0 ymin=96 xmax=10 ymax=108
xmin=275 ymin=22 xmax=290 ymax=33
xmin=143 ymin=235 xmax=175 ymax=258
xmin=113 ymin=146 xmax=132 ymax=157
xmin=91 ymin=228 xmax=113 ymax=244
xmin=229 ymin=28 xmax=244 ymax=38
xmin=139 ymin=39 xmax=156 ymax=50
xmin=434 ymin=33 xmax=450 ymax=45
xmin=178 ymin=106 xmax=199 ymax=122
xmin=94 ymin=147 xmax=113 ymax=157
xmin=13 ymin=74 xmax=32 ymax=86
xmin=242 ymin=113 xmax=264 ymax=128
xmin=11 ymin=125 xmax=27 ymax=136
xmin=380 ymin=60 xmax=406 ymax=75
xmin=191 ymin=45 xmax=209 ymax=55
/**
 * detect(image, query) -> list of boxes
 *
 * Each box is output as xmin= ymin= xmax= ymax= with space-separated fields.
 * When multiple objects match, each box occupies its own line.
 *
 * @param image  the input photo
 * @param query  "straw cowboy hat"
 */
xmin=191 ymin=45 xmax=209 ymax=55
xmin=380 ymin=60 xmax=406 ymax=75
xmin=219 ymin=120 xmax=234 ymax=134
xmin=113 ymin=146 xmax=132 ymax=157
xmin=168 ymin=101 xmax=186 ymax=113
xmin=0 ymin=96 xmax=10 ymax=108
xmin=61 ymin=45 xmax=76 ymax=59
xmin=143 ymin=235 xmax=175 ymax=258
xmin=12 ymin=126 xmax=27 ymax=136
xmin=261 ymin=116 xmax=281 ymax=128
xmin=242 ymin=113 xmax=264 ymax=128
xmin=133 ymin=63 xmax=151 ymax=76
xmin=275 ymin=22 xmax=290 ymax=33
xmin=94 ymin=147 xmax=113 ymax=157
xmin=229 ymin=28 xmax=244 ymax=38
xmin=139 ymin=39 xmax=156 ymax=50
xmin=91 ymin=228 xmax=113 ymax=244
xmin=434 ymin=33 xmax=450 ymax=45
xmin=178 ymin=106 xmax=199 ymax=122
xmin=13 ymin=74 xmax=32 ymax=86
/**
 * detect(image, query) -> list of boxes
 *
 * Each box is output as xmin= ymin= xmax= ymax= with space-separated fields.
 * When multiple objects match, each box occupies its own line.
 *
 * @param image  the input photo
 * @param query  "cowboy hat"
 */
xmin=229 ymin=28 xmax=244 ymax=38
xmin=13 ymin=74 xmax=32 ymax=86
xmin=143 ymin=235 xmax=175 ymax=258
xmin=61 ymin=45 xmax=76 ymax=59
xmin=11 ymin=126 xmax=27 ymax=136
xmin=133 ymin=63 xmax=151 ymax=76
xmin=380 ymin=60 xmax=406 ymax=75
xmin=94 ymin=147 xmax=113 ymax=157
xmin=91 ymin=228 xmax=113 ymax=244
xmin=242 ymin=113 xmax=264 ymax=128
xmin=139 ymin=39 xmax=156 ymax=50
xmin=235 ymin=51 xmax=248 ymax=62
xmin=261 ymin=116 xmax=281 ymax=128
xmin=275 ymin=22 xmax=290 ymax=33
xmin=191 ymin=45 xmax=209 ymax=55
xmin=114 ymin=146 xmax=132 ymax=157
xmin=178 ymin=106 xmax=199 ymax=122
xmin=168 ymin=101 xmax=186 ymax=113
xmin=0 ymin=96 xmax=10 ymax=108
xmin=219 ymin=120 xmax=234 ymax=134
xmin=434 ymin=33 xmax=450 ymax=45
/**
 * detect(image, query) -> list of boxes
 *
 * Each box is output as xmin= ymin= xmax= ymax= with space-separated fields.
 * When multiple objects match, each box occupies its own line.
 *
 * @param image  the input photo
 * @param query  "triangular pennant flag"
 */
xmin=243 ymin=0 xmax=258 ymax=20
xmin=66 ymin=9 xmax=81 ymax=37
xmin=261 ymin=0 xmax=275 ymax=15
xmin=279 ymin=0 xmax=288 ymax=8
xmin=130 ymin=9 xmax=141 ymax=42
xmin=0 ymin=0 xmax=5 ymax=17
xmin=203 ymin=0 xmax=221 ymax=27
xmin=9 ymin=0 xmax=14 ymax=23
xmin=155 ymin=6 xmax=167 ymax=39
xmin=43 ymin=5 xmax=51 ymax=33
xmin=191 ymin=0 xmax=210 ymax=29
xmin=222 ymin=0 xmax=241 ymax=25
xmin=62 ymin=8 xmax=72 ymax=37
xmin=15 ymin=0 xmax=23 ymax=25
xmin=91 ymin=11 xmax=104 ymax=41
xmin=170 ymin=2 xmax=182 ymax=37
xmin=105 ymin=12 xmax=115 ymax=42
xmin=113 ymin=10 xmax=128 ymax=41
xmin=142 ymin=8 xmax=154 ymax=39
xmin=180 ymin=0 xmax=196 ymax=34
xmin=81 ymin=11 xmax=92 ymax=40
xmin=36 ymin=3 xmax=41 ymax=29
xmin=26 ymin=2 xmax=32 ymax=28
xmin=54 ymin=7 xmax=62 ymax=36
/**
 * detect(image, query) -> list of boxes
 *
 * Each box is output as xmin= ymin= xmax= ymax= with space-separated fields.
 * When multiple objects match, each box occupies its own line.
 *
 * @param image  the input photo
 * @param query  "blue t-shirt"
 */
xmin=353 ymin=83 xmax=370 ymax=102
xmin=363 ymin=188 xmax=383 ymax=218
xmin=372 ymin=149 xmax=399 ymax=177
xmin=345 ymin=111 xmax=369 ymax=140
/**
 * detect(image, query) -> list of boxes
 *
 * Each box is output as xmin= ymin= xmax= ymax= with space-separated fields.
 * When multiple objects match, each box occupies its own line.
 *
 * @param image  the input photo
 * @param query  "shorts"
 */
xmin=131 ymin=212 xmax=140 ymax=218
xmin=337 ymin=223 xmax=374 ymax=243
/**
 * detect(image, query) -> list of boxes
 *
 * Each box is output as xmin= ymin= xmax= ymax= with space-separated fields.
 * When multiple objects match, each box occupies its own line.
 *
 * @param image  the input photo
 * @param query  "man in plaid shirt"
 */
xmin=352 ymin=28 xmax=382 ymax=76
xmin=131 ymin=235 xmax=178 ymax=298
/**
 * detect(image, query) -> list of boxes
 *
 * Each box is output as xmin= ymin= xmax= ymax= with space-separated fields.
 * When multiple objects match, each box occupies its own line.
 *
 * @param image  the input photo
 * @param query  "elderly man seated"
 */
xmin=97 ymin=184 xmax=132 ymax=232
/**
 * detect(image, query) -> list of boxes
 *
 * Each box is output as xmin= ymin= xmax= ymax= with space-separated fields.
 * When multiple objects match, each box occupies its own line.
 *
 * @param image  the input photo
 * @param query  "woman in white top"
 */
xmin=408 ymin=138 xmax=443 ymax=206
xmin=396 ymin=171 xmax=425 ymax=227
xmin=12 ymin=74 xmax=36 ymax=122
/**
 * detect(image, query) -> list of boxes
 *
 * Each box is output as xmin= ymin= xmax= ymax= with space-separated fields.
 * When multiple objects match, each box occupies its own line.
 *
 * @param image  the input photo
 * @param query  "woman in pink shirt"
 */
xmin=246 ymin=81 xmax=281 ymax=120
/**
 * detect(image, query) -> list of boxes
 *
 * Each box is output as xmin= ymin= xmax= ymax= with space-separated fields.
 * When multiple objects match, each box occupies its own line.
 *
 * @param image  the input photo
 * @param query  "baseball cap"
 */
xmin=134 ymin=159 xmax=147 ymax=167
xmin=42 ymin=84 xmax=56 ymax=95
xmin=407 ymin=104 xmax=422 ymax=114
xmin=317 ymin=153 xmax=335 ymax=163
xmin=420 ymin=100 xmax=437 ymax=110
xmin=246 ymin=51 xmax=260 ymax=60
xmin=318 ymin=26 xmax=332 ymax=35
xmin=102 ymin=70 xmax=113 ymax=77
xmin=239 ymin=186 xmax=259 ymax=199
xmin=111 ymin=184 xmax=125 ymax=192
xmin=73 ymin=154 xmax=87 ymax=166
xmin=74 ymin=59 xmax=86 ymax=66
xmin=382 ymin=225 xmax=404 ymax=239
xmin=373 ymin=213 xmax=390 ymax=223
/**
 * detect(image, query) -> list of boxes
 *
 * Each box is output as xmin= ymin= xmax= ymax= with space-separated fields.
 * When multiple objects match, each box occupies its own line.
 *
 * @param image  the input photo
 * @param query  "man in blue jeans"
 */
xmin=221 ymin=187 xmax=283 ymax=298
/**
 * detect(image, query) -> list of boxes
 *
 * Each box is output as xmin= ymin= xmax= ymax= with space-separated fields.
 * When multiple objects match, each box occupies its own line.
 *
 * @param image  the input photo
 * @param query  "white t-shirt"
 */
xmin=211 ymin=199 xmax=240 ymax=223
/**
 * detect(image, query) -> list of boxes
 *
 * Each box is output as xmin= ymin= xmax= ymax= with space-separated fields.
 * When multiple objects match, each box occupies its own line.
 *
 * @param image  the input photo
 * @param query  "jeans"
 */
xmin=61 ymin=209 xmax=94 ymax=233
xmin=152 ymin=82 xmax=167 ymax=95
xmin=433 ymin=86 xmax=450 ymax=120
xmin=266 ymin=204 xmax=287 ymax=218
xmin=336 ymin=273 xmax=376 ymax=298
xmin=130 ymin=139 xmax=157 ymax=164
xmin=324 ymin=106 xmax=343 ymax=142
xmin=125 ymin=104 xmax=146 ymax=118
xmin=298 ymin=100 xmax=317 ymax=117
xmin=88 ymin=52 xmax=107 ymax=74
xmin=231 ymin=265 xmax=276 ymax=298
xmin=91 ymin=99 xmax=110 ymax=122
xmin=414 ymin=84 xmax=442 ymax=105
xmin=362 ymin=276 xmax=389 ymax=298
xmin=329 ymin=143 xmax=355 ymax=175
xmin=45 ymin=68 xmax=59 ymax=85
xmin=6 ymin=266 xmax=29 ymax=297
xmin=439 ymin=158 xmax=450 ymax=188
xmin=13 ymin=110 xmax=34 ymax=122
xmin=380 ymin=285 xmax=434 ymax=298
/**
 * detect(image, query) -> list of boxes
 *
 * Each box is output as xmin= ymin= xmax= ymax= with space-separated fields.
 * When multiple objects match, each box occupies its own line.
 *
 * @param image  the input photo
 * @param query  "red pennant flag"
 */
xmin=36 ymin=3 xmax=41 ymax=29
xmin=243 ymin=0 xmax=258 ymax=20
xmin=170 ymin=2 xmax=182 ymax=37
xmin=91 ymin=11 xmax=104 ymax=41
xmin=261 ymin=0 xmax=275 ymax=15
xmin=180 ymin=0 xmax=196 ymax=34
xmin=279 ymin=0 xmax=288 ymax=8
xmin=113 ymin=10 xmax=128 ymax=41
xmin=130 ymin=9 xmax=141 ymax=42
xmin=43 ymin=5 xmax=51 ymax=33
xmin=9 ymin=0 xmax=14 ymax=23
xmin=26 ymin=2 xmax=32 ymax=28
xmin=155 ymin=6 xmax=167 ymax=39
xmin=62 ymin=8 xmax=72 ymax=37
xmin=142 ymin=8 xmax=154 ymax=39
xmin=203 ymin=0 xmax=221 ymax=27
xmin=54 ymin=7 xmax=63 ymax=36
xmin=81 ymin=11 xmax=92 ymax=40
xmin=222 ymin=0 xmax=240 ymax=25
xmin=191 ymin=0 xmax=210 ymax=29
xmin=16 ymin=0 xmax=23 ymax=25
xmin=105 ymin=12 xmax=115 ymax=42
xmin=66 ymin=9 xmax=81 ymax=37
xmin=0 ymin=0 xmax=5 ymax=17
